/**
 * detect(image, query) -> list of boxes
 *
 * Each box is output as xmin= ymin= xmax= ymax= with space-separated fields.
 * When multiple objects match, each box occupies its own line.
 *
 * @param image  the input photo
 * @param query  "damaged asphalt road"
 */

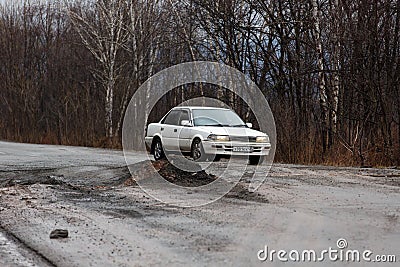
xmin=0 ymin=141 xmax=399 ymax=266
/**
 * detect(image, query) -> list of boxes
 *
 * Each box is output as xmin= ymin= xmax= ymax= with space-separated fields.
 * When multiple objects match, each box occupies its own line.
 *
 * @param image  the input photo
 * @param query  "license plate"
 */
xmin=233 ymin=147 xmax=253 ymax=152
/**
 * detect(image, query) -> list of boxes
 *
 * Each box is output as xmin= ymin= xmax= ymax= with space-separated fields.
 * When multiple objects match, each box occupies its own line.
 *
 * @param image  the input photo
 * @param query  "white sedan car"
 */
xmin=145 ymin=107 xmax=271 ymax=165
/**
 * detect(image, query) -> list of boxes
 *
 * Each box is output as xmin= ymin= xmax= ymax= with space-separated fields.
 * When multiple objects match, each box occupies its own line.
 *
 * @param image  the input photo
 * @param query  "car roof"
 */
xmin=172 ymin=106 xmax=230 ymax=111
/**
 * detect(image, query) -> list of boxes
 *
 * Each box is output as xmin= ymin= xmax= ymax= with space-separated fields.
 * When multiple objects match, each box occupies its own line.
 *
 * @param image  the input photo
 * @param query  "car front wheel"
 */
xmin=191 ymin=139 xmax=207 ymax=162
xmin=249 ymin=155 xmax=264 ymax=165
xmin=153 ymin=138 xmax=165 ymax=161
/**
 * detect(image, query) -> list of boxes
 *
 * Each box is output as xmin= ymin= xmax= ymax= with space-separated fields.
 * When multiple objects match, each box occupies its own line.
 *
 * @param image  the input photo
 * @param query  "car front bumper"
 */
xmin=202 ymin=141 xmax=271 ymax=156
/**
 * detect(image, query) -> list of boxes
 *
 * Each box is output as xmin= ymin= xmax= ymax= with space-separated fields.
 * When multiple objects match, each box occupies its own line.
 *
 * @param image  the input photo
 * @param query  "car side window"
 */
xmin=163 ymin=110 xmax=180 ymax=125
xmin=179 ymin=110 xmax=189 ymax=125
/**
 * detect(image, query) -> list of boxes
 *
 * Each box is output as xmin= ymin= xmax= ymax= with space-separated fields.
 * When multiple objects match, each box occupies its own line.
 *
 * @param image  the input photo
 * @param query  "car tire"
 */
xmin=249 ymin=155 xmax=264 ymax=165
xmin=191 ymin=139 xmax=207 ymax=162
xmin=213 ymin=155 xmax=222 ymax=162
xmin=153 ymin=138 xmax=165 ymax=161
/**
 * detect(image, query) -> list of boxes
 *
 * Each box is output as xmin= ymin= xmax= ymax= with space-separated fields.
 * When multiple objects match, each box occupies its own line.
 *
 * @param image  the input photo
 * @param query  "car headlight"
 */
xmin=256 ymin=136 xmax=269 ymax=143
xmin=207 ymin=134 xmax=230 ymax=142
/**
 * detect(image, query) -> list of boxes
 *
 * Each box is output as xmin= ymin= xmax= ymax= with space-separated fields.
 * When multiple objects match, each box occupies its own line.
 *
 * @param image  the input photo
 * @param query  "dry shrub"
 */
xmin=40 ymin=132 xmax=59 ymax=145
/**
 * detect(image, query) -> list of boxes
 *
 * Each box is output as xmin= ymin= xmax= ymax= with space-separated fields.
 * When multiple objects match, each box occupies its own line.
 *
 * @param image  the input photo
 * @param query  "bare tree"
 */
xmin=67 ymin=0 xmax=128 ymax=141
xmin=119 ymin=0 xmax=165 ymax=146
xmin=329 ymin=0 xmax=341 ymax=136
xmin=312 ymin=0 xmax=329 ymax=153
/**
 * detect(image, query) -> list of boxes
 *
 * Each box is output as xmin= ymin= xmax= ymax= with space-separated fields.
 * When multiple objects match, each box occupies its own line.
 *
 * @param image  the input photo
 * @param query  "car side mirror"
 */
xmin=246 ymin=122 xmax=253 ymax=128
xmin=181 ymin=120 xmax=193 ymax=127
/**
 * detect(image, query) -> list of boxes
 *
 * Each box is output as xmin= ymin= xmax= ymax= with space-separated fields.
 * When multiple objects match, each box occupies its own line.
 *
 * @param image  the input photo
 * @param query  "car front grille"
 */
xmin=229 ymin=136 xmax=257 ymax=142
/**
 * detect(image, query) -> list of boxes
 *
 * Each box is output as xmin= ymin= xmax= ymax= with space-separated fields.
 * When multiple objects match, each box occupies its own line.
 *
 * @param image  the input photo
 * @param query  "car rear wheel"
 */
xmin=249 ymin=155 xmax=264 ymax=165
xmin=191 ymin=139 xmax=207 ymax=162
xmin=153 ymin=138 xmax=165 ymax=161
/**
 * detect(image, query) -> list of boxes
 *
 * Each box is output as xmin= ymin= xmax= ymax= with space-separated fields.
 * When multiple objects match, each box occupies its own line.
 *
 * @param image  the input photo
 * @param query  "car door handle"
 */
xmin=174 ymin=129 xmax=177 ymax=132
xmin=161 ymin=127 xmax=164 ymax=131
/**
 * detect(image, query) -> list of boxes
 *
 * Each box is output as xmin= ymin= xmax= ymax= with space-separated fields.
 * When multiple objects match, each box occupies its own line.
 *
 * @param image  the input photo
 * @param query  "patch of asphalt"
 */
xmin=270 ymin=164 xmax=400 ymax=189
xmin=0 ymin=166 xmax=132 ymax=189
xmin=0 ymin=157 xmax=270 ymax=205
xmin=0 ymin=227 xmax=55 ymax=267
xmin=0 ymin=184 xmax=235 ymax=266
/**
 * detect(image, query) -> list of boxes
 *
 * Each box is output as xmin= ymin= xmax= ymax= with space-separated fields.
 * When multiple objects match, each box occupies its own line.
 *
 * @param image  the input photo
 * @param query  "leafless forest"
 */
xmin=0 ymin=0 xmax=399 ymax=166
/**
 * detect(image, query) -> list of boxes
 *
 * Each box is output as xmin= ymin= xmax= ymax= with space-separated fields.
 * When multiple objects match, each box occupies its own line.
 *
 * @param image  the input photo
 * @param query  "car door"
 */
xmin=177 ymin=109 xmax=192 ymax=151
xmin=161 ymin=110 xmax=181 ymax=150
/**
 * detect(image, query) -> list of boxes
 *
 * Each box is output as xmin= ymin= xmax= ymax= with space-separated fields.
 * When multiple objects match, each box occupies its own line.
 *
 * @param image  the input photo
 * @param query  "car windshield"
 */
xmin=192 ymin=109 xmax=246 ymax=127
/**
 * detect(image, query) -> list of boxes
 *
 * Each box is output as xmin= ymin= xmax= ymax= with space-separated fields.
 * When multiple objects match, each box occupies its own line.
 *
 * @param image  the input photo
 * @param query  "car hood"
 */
xmin=196 ymin=126 xmax=268 ymax=137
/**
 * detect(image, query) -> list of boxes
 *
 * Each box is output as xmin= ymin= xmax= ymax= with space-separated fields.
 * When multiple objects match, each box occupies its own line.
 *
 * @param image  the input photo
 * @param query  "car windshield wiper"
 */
xmin=230 ymin=124 xmax=247 ymax=128
xmin=201 ymin=123 xmax=225 ymax=127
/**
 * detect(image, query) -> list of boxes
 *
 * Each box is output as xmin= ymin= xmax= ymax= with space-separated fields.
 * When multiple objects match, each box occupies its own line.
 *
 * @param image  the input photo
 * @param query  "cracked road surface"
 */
xmin=0 ymin=141 xmax=399 ymax=266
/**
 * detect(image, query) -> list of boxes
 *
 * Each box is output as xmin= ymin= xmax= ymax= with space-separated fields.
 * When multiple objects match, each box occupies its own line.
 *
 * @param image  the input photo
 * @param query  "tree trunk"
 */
xmin=313 ymin=0 xmax=329 ymax=153
xmin=331 ymin=0 xmax=340 ymax=137
xmin=105 ymin=82 xmax=114 ymax=139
